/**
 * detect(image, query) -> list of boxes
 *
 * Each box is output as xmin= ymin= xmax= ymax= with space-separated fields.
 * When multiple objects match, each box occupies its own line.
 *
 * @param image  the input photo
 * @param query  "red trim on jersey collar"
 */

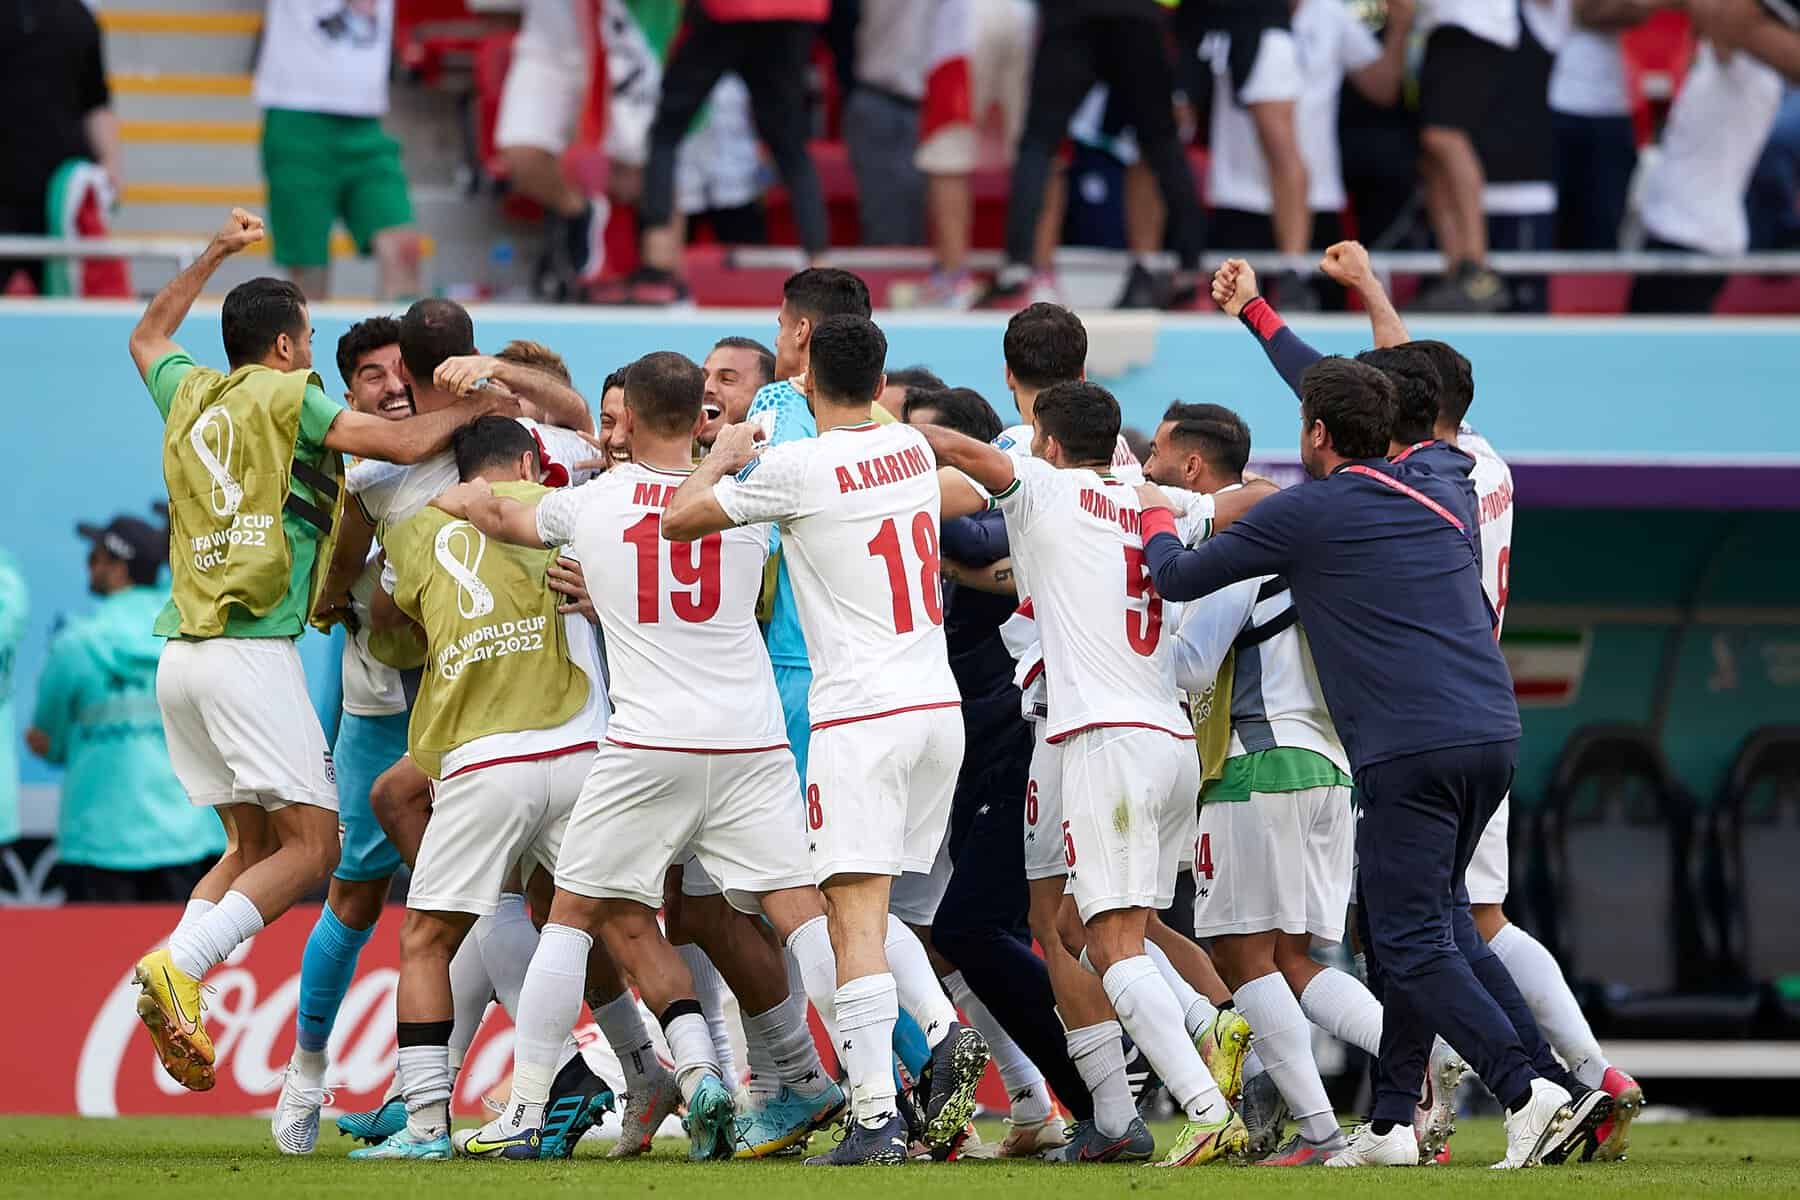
xmin=810 ymin=700 xmax=960 ymax=732
xmin=638 ymin=463 xmax=695 ymax=478
xmin=834 ymin=420 xmax=882 ymax=433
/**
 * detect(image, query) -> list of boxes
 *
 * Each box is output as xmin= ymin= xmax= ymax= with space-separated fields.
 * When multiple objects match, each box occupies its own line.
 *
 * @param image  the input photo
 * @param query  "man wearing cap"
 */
xmin=27 ymin=517 xmax=226 ymax=902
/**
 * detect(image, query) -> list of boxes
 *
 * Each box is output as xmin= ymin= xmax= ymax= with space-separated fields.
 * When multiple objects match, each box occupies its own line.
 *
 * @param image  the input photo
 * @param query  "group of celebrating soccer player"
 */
xmin=124 ymin=208 xmax=1643 ymax=1171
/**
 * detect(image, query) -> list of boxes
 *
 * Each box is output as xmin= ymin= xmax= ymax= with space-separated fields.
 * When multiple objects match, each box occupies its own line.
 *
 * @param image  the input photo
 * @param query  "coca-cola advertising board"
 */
xmin=3 ymin=904 xmax=519 ymax=1116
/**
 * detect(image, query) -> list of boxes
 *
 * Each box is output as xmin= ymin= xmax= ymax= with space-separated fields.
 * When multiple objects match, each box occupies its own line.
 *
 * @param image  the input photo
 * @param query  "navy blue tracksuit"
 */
xmin=931 ymin=510 xmax=1093 ymax=1121
xmin=1142 ymin=452 xmax=1545 ymax=1124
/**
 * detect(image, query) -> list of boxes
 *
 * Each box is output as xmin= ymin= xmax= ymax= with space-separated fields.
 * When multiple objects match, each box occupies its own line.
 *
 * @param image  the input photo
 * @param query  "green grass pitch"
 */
xmin=0 ymin=1116 xmax=1793 ymax=1199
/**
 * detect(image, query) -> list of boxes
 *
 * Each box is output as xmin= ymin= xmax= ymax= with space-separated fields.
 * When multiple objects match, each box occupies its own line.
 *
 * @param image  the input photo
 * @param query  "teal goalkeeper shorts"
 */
xmin=331 ymin=710 xmax=410 ymax=882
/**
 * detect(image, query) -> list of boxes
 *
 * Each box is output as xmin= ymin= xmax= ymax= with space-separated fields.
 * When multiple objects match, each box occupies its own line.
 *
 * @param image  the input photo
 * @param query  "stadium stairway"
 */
xmin=100 ymin=0 xmax=536 ymax=301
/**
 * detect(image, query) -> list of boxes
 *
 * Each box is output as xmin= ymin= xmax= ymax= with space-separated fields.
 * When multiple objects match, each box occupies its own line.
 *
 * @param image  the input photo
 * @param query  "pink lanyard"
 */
xmin=1344 ymin=464 xmax=1498 ymax=634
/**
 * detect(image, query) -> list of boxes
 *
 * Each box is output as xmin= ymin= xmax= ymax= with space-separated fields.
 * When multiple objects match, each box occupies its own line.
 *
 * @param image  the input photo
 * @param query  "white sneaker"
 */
xmin=1494 ymin=1078 xmax=1574 ymax=1169
xmin=1323 ymin=1122 xmax=1420 ymax=1167
xmin=271 ymin=1061 xmax=327 ymax=1155
xmin=609 ymin=1069 xmax=682 ymax=1158
xmin=1414 ymin=1037 xmax=1466 ymax=1162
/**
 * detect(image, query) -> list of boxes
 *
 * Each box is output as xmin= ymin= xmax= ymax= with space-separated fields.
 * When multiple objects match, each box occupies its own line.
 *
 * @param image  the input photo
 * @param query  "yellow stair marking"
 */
xmin=123 ymin=184 xmax=267 ymax=206
xmin=98 ymin=11 xmax=263 ymax=34
xmin=110 ymin=72 xmax=253 ymax=97
xmin=120 ymin=120 xmax=260 ymax=144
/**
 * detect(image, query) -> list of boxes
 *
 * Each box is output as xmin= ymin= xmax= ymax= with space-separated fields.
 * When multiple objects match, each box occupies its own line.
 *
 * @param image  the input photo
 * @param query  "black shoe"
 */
xmin=975 ymin=263 xmax=1034 ymax=309
xmin=538 ymin=1054 xmax=615 ymax=1158
xmin=920 ymin=1022 xmax=990 ymax=1152
xmin=1415 ymin=261 xmax=1510 ymax=313
xmin=1115 ymin=262 xmax=1161 ymax=309
xmin=588 ymin=266 xmax=690 ymax=306
xmin=1542 ymin=1086 xmax=1615 ymax=1165
xmin=803 ymin=1113 xmax=909 ymax=1165
xmin=1272 ymin=268 xmax=1321 ymax=312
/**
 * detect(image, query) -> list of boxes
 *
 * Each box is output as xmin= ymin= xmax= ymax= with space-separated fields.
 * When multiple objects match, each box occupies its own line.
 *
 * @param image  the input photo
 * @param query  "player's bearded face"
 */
xmin=1300 ymin=417 xmax=1327 ymax=479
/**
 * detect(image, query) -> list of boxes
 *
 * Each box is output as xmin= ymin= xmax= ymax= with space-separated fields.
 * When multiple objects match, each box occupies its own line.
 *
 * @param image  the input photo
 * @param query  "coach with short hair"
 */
xmin=1136 ymin=357 xmax=1578 ymax=1169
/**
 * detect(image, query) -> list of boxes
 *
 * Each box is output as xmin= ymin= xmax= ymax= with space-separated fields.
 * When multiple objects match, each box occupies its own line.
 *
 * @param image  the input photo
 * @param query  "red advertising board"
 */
xmin=1 ymin=904 xmax=1014 ymax=1117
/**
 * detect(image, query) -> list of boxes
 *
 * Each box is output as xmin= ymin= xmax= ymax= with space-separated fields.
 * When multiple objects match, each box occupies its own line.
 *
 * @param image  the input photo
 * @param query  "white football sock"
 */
xmin=593 ymin=989 xmax=664 ymax=1092
xmin=743 ymin=1015 xmax=780 ymax=1104
xmin=446 ymin=932 xmax=494 ymax=1077
xmin=1102 ymin=955 xmax=1228 ymax=1124
xmin=504 ymin=922 xmax=590 ymax=1130
xmin=1142 ymin=938 xmax=1220 ymax=1039
xmin=398 ymin=1044 xmax=451 ymax=1138
xmin=167 ymin=889 xmax=262 ymax=980
xmin=292 ymin=1045 xmax=327 ymax=1084
xmin=1489 ymin=923 xmax=1609 ymax=1088
xmin=786 ymin=916 xmax=842 ymax=1044
xmin=945 ymin=970 xmax=1051 ymax=1125
xmin=834 ymin=973 xmax=899 ymax=1129
xmin=1242 ymin=1046 xmax=1267 ymax=1082
xmin=675 ymin=942 xmax=738 ymax=1085
xmin=1299 ymin=966 xmax=1384 ymax=1058
xmin=882 ymin=914 xmax=957 ymax=1050
xmin=1065 ymin=1020 xmax=1135 ymax=1138
xmin=475 ymin=893 xmax=539 ymax=1018
xmin=174 ymin=897 xmax=214 ymax=939
xmin=744 ymin=996 xmax=827 ymax=1092
xmin=1235 ymin=971 xmax=1338 ymax=1144
xmin=663 ymin=1009 xmax=720 ymax=1103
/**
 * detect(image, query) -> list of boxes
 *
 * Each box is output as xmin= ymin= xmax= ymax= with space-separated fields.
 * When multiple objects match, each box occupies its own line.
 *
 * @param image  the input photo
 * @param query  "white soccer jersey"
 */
xmin=1459 ymin=426 xmax=1515 ymax=633
xmin=535 ymin=462 xmax=785 ymax=751
xmin=714 ymin=420 xmax=962 ymax=726
xmin=342 ymin=419 xmax=601 ymax=715
xmin=993 ymin=456 xmax=1190 ymax=743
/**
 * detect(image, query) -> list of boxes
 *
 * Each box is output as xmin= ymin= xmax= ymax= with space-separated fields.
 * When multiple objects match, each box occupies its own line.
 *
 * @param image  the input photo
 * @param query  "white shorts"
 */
xmin=1023 ymin=722 xmax=1067 ymax=881
xmin=157 ymin=637 xmax=336 ymax=812
xmin=807 ymin=705 xmax=964 ymax=882
xmin=914 ymin=0 xmax=1036 ymax=175
xmin=1193 ymin=784 xmax=1354 ymax=944
xmin=1061 ymin=726 xmax=1200 ymax=923
xmin=889 ymin=838 xmax=953 ymax=927
xmin=681 ymin=855 xmax=722 ymax=899
xmin=557 ymin=743 xmax=814 ymax=912
xmin=1465 ymin=793 xmax=1511 ymax=905
xmin=495 ymin=8 xmax=590 ymax=155
xmin=410 ymin=748 xmax=590 ymax=916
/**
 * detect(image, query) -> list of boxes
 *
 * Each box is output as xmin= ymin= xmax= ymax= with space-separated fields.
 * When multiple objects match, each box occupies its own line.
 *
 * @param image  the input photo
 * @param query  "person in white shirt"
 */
xmin=427 ymin=352 xmax=852 ymax=1162
xmin=921 ymin=382 xmax=1246 ymax=1169
xmin=662 ymin=314 xmax=991 ymax=1166
xmin=252 ymin=0 xmax=419 ymax=299
xmin=1630 ymin=0 xmax=1799 ymax=311
xmin=1206 ymin=0 xmax=1412 ymax=282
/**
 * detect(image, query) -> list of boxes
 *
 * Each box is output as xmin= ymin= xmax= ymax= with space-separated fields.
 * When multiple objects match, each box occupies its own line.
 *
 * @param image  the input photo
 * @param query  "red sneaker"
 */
xmin=1589 ymin=1067 xmax=1644 ymax=1162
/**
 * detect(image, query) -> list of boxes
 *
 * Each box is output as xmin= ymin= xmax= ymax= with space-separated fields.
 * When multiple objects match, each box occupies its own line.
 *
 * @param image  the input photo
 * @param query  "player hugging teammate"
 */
xmin=127 ymin=211 xmax=1640 ymax=1171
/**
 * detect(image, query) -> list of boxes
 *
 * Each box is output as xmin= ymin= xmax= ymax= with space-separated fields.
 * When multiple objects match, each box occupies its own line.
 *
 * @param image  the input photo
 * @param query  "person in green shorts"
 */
xmin=122 ymin=207 xmax=514 ymax=1101
xmin=1145 ymin=401 xmax=1373 ymax=1167
xmin=253 ymin=0 xmax=420 ymax=300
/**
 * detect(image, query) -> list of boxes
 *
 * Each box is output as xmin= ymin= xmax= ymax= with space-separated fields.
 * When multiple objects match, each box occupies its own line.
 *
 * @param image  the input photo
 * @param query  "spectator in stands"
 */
xmin=878 ymin=364 xmax=948 ymax=419
xmin=1338 ymin=2 xmax=1421 ymax=250
xmin=0 ymin=0 xmax=118 ymax=295
xmin=844 ymin=0 xmax=938 ymax=247
xmin=0 ymin=550 xmax=25 ymax=869
xmin=700 ymin=335 xmax=776 ymax=445
xmin=494 ymin=0 xmax=607 ymax=300
xmin=25 ymin=518 xmax=225 ymax=902
xmin=1415 ymin=0 xmax=1522 ymax=311
xmin=614 ymin=0 xmax=830 ymax=304
xmin=1630 ymin=0 xmax=1799 ymax=312
xmin=987 ymin=0 xmax=1207 ymax=309
xmin=914 ymin=0 xmax=1038 ymax=307
xmin=1551 ymin=0 xmax=1668 ymax=249
xmin=253 ymin=0 xmax=422 ymax=301
xmin=1478 ymin=0 xmax=1562 ymax=313
xmin=1748 ymin=85 xmax=1800 ymax=248
xmin=1187 ymin=0 xmax=1314 ymax=304
xmin=1204 ymin=0 xmax=1413 ymax=307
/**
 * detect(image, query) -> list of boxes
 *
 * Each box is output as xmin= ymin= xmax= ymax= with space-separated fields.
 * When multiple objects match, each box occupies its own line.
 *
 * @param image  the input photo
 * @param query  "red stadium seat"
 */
xmin=394 ymin=0 xmax=515 ymax=84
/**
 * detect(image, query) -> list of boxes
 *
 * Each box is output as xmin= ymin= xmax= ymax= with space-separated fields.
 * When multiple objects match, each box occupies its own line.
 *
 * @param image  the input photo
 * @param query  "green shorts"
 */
xmin=260 ymin=108 xmax=414 ymax=267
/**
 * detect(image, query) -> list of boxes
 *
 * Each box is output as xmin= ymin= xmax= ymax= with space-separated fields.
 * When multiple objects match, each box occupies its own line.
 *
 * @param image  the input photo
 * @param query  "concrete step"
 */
xmin=100 ymin=0 xmax=261 ymax=12
xmin=121 ymin=136 xmax=260 ymax=185
xmin=114 ymin=90 xmax=260 ymax=124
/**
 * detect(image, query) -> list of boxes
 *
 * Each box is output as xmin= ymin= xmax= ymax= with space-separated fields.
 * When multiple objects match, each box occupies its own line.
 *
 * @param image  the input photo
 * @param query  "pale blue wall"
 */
xmin=4 ymin=304 xmax=1796 ymax=796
